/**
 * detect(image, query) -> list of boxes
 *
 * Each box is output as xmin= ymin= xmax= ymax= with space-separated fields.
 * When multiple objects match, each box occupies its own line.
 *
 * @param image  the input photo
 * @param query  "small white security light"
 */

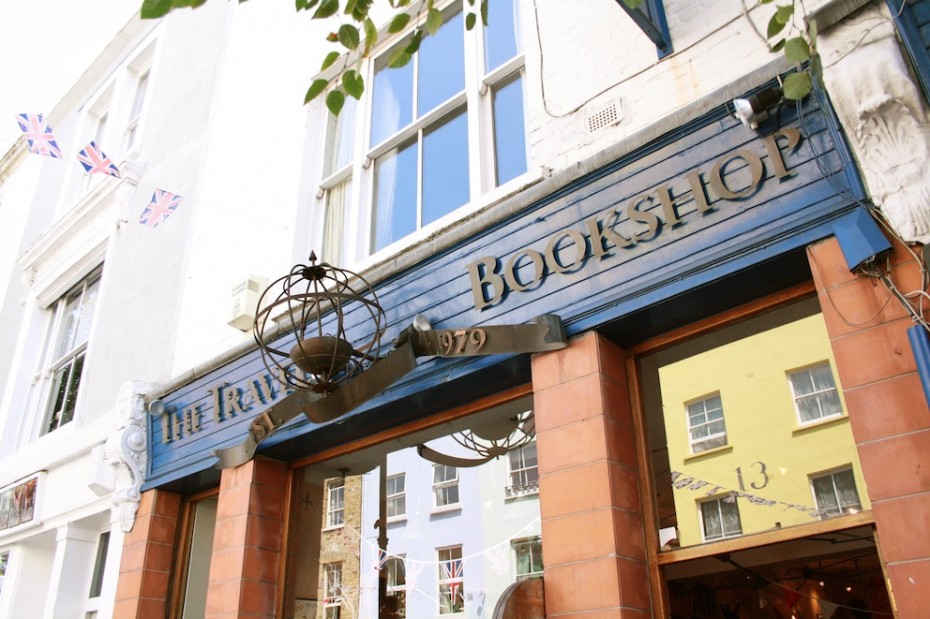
xmin=732 ymin=86 xmax=784 ymax=129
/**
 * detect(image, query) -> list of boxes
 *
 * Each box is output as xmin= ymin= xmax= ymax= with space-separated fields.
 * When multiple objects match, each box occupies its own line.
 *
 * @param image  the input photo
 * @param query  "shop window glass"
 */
xmin=506 ymin=443 xmax=538 ymax=497
xmin=644 ymin=297 xmax=890 ymax=616
xmin=686 ymin=394 xmax=727 ymax=454
xmin=432 ymin=465 xmax=459 ymax=509
xmin=0 ymin=551 xmax=8 ymax=597
xmin=811 ymin=467 xmax=862 ymax=519
xmin=700 ymin=496 xmax=742 ymax=541
xmin=512 ymin=537 xmax=543 ymax=580
xmin=788 ymin=362 xmax=843 ymax=423
xmin=385 ymin=556 xmax=406 ymax=616
xmin=179 ymin=495 xmax=218 ymax=619
xmin=283 ymin=396 xmax=541 ymax=618
xmin=642 ymin=297 xmax=866 ymax=551
xmin=326 ymin=478 xmax=346 ymax=528
xmin=323 ymin=562 xmax=343 ymax=618
xmin=387 ymin=473 xmax=406 ymax=519
xmin=437 ymin=546 xmax=464 ymax=614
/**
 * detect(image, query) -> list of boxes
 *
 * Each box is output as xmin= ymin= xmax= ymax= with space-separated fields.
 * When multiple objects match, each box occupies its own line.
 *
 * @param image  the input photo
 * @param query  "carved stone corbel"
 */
xmin=819 ymin=3 xmax=930 ymax=244
xmin=106 ymin=381 xmax=156 ymax=532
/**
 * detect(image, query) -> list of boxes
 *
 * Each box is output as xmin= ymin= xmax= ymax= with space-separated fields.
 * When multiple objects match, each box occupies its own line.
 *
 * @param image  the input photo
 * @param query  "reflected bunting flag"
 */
xmin=140 ymin=189 xmax=182 ymax=227
xmin=15 ymin=113 xmax=63 ymax=158
xmin=77 ymin=141 xmax=120 ymax=177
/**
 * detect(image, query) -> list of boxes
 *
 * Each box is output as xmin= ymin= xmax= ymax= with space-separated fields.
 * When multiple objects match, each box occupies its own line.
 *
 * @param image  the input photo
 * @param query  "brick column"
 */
xmin=531 ymin=332 xmax=651 ymax=618
xmin=205 ymin=455 xmax=288 ymax=619
xmin=113 ymin=489 xmax=182 ymax=618
xmin=809 ymin=237 xmax=930 ymax=617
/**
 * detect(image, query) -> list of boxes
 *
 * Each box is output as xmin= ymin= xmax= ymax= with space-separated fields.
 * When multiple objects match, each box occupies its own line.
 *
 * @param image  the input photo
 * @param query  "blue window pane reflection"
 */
xmin=485 ymin=0 xmax=519 ymax=73
xmin=371 ymin=59 xmax=413 ymax=147
xmin=423 ymin=110 xmax=469 ymax=226
xmin=493 ymin=76 xmax=527 ymax=186
xmin=372 ymin=142 xmax=418 ymax=252
xmin=418 ymin=11 xmax=464 ymax=116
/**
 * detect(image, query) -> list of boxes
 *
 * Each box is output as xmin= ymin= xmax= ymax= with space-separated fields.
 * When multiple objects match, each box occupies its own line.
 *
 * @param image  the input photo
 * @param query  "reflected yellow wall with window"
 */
xmin=659 ymin=313 xmax=869 ymax=547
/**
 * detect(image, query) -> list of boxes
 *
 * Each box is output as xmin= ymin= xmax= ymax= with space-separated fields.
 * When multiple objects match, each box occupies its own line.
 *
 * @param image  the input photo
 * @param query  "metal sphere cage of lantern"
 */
xmin=253 ymin=253 xmax=386 ymax=394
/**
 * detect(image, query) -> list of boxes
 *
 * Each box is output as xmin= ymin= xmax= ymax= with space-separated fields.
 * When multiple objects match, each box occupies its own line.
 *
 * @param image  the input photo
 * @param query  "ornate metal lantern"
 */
xmin=253 ymin=252 xmax=385 ymax=394
xmin=417 ymin=406 xmax=536 ymax=467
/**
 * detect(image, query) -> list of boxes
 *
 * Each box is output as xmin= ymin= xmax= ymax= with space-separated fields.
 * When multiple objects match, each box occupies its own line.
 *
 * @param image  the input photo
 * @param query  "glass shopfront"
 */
xmin=638 ymin=295 xmax=892 ymax=618
xmin=283 ymin=395 xmax=541 ymax=618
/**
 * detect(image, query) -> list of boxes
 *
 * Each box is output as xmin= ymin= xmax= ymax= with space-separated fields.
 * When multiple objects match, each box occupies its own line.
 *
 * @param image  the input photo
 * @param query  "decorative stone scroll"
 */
xmin=819 ymin=4 xmax=930 ymax=244
xmin=107 ymin=381 xmax=156 ymax=532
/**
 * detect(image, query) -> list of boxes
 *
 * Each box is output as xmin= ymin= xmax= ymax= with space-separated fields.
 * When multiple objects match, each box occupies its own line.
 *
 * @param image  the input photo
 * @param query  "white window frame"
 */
xmin=437 ymin=546 xmax=464 ymax=615
xmin=312 ymin=0 xmax=531 ymax=268
xmin=699 ymin=495 xmax=742 ymax=542
xmin=788 ymin=362 xmax=843 ymax=424
xmin=0 ymin=550 xmax=8 ymax=598
xmin=322 ymin=562 xmax=343 ymax=618
xmin=506 ymin=442 xmax=539 ymax=498
xmin=686 ymin=393 xmax=727 ymax=454
xmin=40 ymin=267 xmax=103 ymax=435
xmin=325 ymin=478 xmax=345 ymax=529
xmin=432 ymin=464 xmax=460 ymax=510
xmin=512 ymin=536 xmax=543 ymax=581
xmin=386 ymin=473 xmax=406 ymax=520
xmin=810 ymin=467 xmax=862 ymax=519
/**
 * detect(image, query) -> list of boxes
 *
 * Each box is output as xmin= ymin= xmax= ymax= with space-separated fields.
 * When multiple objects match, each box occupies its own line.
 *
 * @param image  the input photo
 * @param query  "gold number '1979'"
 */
xmin=438 ymin=328 xmax=487 ymax=355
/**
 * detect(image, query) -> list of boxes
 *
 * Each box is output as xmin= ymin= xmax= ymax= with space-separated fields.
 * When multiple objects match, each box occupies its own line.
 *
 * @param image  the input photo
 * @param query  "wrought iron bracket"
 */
xmin=212 ymin=315 xmax=567 ymax=469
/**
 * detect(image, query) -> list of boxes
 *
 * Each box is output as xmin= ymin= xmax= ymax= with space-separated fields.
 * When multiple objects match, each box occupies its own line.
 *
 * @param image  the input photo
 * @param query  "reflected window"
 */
xmin=326 ymin=479 xmax=345 ymax=528
xmin=789 ymin=362 xmax=843 ymax=424
xmin=811 ymin=468 xmax=861 ymax=519
xmin=513 ymin=537 xmax=543 ymax=580
xmin=700 ymin=496 xmax=742 ymax=541
xmin=385 ymin=556 xmax=406 ymax=616
xmin=323 ymin=562 xmax=343 ymax=618
xmin=0 ymin=551 xmax=8 ymax=597
xmin=507 ymin=443 xmax=538 ymax=497
xmin=686 ymin=394 xmax=727 ymax=454
xmin=387 ymin=473 xmax=406 ymax=519
xmin=124 ymin=68 xmax=149 ymax=152
xmin=43 ymin=268 xmax=102 ymax=434
xmin=284 ymin=396 xmax=541 ymax=617
xmin=437 ymin=546 xmax=464 ymax=614
xmin=179 ymin=495 xmax=218 ymax=619
xmin=432 ymin=465 xmax=459 ymax=508
xmin=643 ymin=298 xmax=864 ymax=551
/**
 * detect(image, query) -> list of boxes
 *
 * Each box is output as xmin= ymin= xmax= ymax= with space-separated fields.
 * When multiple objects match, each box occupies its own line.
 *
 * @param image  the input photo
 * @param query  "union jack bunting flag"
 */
xmin=374 ymin=548 xmax=389 ymax=571
xmin=140 ymin=189 xmax=183 ymax=228
xmin=15 ymin=113 xmax=63 ymax=158
xmin=442 ymin=558 xmax=464 ymax=602
xmin=76 ymin=141 xmax=120 ymax=177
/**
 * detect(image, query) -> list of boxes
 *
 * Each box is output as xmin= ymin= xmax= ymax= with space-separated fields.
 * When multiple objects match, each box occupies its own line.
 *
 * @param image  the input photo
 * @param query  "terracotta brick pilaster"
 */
xmin=531 ymin=332 xmax=651 ymax=618
xmin=809 ymin=236 xmax=930 ymax=617
xmin=113 ymin=488 xmax=183 ymax=619
xmin=205 ymin=455 xmax=288 ymax=619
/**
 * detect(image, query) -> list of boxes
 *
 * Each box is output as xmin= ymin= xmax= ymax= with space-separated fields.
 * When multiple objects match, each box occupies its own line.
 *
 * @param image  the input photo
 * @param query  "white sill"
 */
xmin=430 ymin=504 xmax=462 ymax=516
xmin=386 ymin=515 xmax=407 ymax=525
xmin=322 ymin=523 xmax=345 ymax=532
xmin=792 ymin=414 xmax=848 ymax=436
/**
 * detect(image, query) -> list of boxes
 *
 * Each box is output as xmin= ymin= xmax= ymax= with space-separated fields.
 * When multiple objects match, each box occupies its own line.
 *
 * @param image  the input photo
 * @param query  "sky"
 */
xmin=0 ymin=1 xmax=139 ymax=154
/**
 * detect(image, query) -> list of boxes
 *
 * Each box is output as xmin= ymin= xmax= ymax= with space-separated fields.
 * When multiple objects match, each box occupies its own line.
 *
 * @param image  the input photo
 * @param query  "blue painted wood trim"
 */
xmin=887 ymin=0 xmax=930 ymax=104
xmin=143 ymin=80 xmax=870 ymax=491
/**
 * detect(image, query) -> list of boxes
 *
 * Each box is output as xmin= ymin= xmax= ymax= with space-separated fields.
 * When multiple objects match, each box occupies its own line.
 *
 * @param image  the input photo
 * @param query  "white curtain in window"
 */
xmin=323 ymin=178 xmax=351 ymax=265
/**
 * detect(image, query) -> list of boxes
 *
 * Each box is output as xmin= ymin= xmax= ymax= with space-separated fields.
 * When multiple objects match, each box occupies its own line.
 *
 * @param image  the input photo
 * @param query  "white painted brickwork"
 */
xmin=526 ymin=0 xmax=831 ymax=172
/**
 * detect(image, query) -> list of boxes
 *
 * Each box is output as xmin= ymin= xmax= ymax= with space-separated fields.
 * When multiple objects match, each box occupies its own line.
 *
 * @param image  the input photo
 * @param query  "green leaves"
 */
xmin=325 ymin=89 xmax=346 ymax=115
xmin=762 ymin=1 xmax=817 ymax=102
xmin=338 ymin=24 xmax=360 ymax=50
xmin=766 ymin=3 xmax=794 ymax=38
xmin=313 ymin=0 xmax=339 ymax=19
xmin=425 ymin=8 xmax=442 ymax=36
xmin=140 ymin=0 xmax=207 ymax=19
xmin=305 ymin=78 xmax=329 ymax=104
xmin=388 ymin=12 xmax=411 ymax=33
xmin=342 ymin=70 xmax=364 ymax=99
xmin=783 ymin=71 xmax=812 ymax=100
